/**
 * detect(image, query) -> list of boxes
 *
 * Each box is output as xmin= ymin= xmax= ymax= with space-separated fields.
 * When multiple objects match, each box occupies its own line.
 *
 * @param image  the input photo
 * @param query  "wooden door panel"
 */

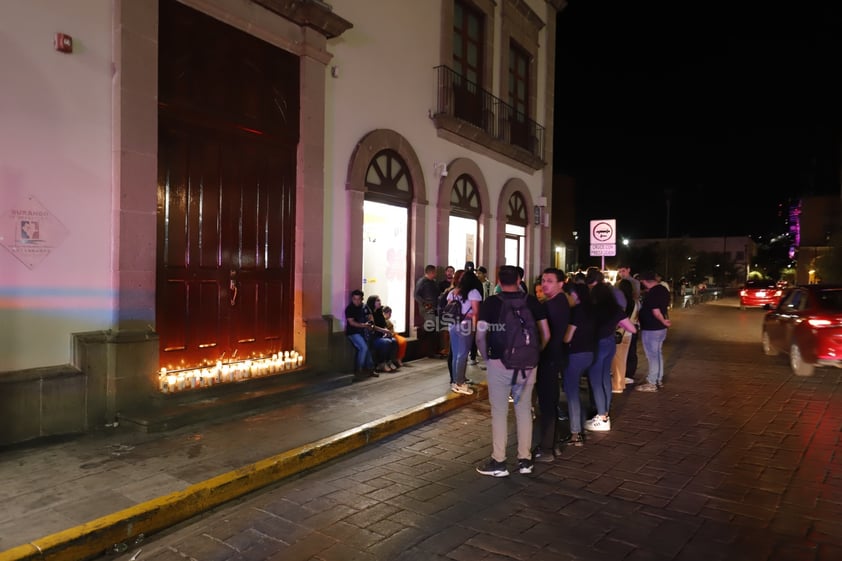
xmin=158 ymin=0 xmax=297 ymax=370
xmin=161 ymin=280 xmax=188 ymax=352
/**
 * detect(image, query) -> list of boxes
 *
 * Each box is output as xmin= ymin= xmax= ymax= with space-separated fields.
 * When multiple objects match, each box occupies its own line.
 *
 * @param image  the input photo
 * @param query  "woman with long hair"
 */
xmin=583 ymin=282 xmax=637 ymax=432
xmin=381 ymin=305 xmax=406 ymax=368
xmin=561 ymin=283 xmax=595 ymax=446
xmin=365 ymin=295 xmax=399 ymax=373
xmin=445 ymin=269 xmax=482 ymax=395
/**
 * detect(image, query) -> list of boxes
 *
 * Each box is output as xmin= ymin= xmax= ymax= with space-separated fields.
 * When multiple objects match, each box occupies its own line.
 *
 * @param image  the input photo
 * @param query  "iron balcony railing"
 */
xmin=434 ymin=65 xmax=544 ymax=161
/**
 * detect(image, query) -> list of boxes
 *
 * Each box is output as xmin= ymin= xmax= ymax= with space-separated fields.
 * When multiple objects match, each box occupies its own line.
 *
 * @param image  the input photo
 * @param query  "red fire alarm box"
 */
xmin=54 ymin=33 xmax=73 ymax=53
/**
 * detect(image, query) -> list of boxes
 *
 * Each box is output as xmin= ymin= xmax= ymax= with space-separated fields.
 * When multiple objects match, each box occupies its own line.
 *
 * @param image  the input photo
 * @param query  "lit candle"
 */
xmin=297 ymin=355 xmax=303 ymax=367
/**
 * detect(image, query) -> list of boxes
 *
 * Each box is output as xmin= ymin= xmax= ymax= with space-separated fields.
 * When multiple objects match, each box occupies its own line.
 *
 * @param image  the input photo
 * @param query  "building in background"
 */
xmin=0 ymin=0 xmax=565 ymax=445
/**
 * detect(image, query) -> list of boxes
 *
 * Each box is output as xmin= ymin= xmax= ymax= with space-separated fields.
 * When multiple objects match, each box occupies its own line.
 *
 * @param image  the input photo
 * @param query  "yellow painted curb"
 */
xmin=0 ymin=383 xmax=487 ymax=561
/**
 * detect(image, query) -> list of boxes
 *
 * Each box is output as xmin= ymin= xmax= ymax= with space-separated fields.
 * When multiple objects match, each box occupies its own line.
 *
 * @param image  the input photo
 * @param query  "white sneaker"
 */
xmin=625 ymin=377 xmax=634 ymax=384
xmin=468 ymin=359 xmax=478 ymax=366
xmin=584 ymin=416 xmax=611 ymax=432
xmin=451 ymin=383 xmax=474 ymax=395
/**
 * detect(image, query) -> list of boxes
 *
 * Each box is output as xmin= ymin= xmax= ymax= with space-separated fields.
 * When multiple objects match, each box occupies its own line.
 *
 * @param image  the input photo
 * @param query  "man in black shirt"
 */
xmin=414 ymin=265 xmax=440 ymax=358
xmin=475 ymin=266 xmax=550 ymax=477
xmin=345 ymin=289 xmax=377 ymax=380
xmin=532 ymin=268 xmax=570 ymax=462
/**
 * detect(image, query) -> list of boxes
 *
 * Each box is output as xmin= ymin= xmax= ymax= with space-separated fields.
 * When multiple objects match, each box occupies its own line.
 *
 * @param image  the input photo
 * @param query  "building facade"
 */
xmin=0 ymin=0 xmax=565 ymax=445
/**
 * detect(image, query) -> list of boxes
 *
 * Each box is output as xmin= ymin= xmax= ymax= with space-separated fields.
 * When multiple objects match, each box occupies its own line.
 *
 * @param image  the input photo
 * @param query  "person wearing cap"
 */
xmin=636 ymin=271 xmax=672 ymax=392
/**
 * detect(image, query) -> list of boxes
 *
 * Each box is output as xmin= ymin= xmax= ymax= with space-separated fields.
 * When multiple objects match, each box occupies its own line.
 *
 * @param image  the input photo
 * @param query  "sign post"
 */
xmin=589 ymin=219 xmax=616 ymax=270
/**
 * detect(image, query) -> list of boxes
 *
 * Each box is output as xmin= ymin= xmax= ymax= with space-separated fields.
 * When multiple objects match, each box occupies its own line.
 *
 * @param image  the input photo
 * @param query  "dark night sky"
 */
xmin=553 ymin=0 xmax=842 ymax=240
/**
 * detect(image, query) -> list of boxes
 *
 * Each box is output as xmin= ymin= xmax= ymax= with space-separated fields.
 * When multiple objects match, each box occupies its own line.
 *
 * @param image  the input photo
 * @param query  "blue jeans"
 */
xmin=347 ymin=334 xmax=374 ymax=371
xmin=449 ymin=320 xmax=473 ymax=385
xmin=641 ymin=329 xmax=668 ymax=385
xmin=371 ymin=336 xmax=397 ymax=365
xmin=562 ymin=351 xmax=593 ymax=434
xmin=587 ymin=335 xmax=617 ymax=416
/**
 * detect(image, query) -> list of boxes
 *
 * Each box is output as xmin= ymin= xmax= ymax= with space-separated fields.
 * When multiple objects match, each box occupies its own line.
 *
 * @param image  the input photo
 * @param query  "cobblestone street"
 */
xmin=100 ymin=301 xmax=842 ymax=561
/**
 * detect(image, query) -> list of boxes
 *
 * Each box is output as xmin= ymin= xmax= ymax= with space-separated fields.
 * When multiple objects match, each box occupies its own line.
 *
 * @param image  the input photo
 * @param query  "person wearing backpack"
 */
xmin=475 ymin=265 xmax=549 ymax=477
xmin=444 ymin=269 xmax=482 ymax=395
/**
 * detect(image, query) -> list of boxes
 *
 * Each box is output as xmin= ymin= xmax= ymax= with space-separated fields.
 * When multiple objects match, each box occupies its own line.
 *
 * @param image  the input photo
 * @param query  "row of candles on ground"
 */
xmin=158 ymin=351 xmax=304 ymax=393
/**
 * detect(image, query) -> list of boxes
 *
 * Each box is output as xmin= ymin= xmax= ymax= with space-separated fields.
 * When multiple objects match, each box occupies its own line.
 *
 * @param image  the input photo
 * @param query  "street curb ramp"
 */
xmin=0 ymin=384 xmax=487 ymax=561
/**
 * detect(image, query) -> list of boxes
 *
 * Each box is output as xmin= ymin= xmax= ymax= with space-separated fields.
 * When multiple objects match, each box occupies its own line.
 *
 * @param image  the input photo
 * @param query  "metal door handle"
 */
xmin=229 ymin=270 xmax=238 ymax=306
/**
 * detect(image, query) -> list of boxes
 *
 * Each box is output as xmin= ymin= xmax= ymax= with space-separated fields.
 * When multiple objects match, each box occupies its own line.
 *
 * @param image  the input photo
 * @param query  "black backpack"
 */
xmin=498 ymin=294 xmax=540 ymax=374
xmin=441 ymin=290 xmax=465 ymax=326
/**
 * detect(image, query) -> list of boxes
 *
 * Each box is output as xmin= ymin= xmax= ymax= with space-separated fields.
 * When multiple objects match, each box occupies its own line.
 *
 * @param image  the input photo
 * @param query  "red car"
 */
xmin=762 ymin=285 xmax=842 ymax=376
xmin=740 ymin=280 xmax=782 ymax=309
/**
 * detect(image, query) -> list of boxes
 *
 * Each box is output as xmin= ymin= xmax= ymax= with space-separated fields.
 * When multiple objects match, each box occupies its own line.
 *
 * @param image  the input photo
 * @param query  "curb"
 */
xmin=0 ymin=383 xmax=487 ymax=561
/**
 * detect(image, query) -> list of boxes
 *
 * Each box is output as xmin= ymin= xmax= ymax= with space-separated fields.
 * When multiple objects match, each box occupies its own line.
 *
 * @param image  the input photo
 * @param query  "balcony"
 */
xmin=432 ymin=66 xmax=545 ymax=171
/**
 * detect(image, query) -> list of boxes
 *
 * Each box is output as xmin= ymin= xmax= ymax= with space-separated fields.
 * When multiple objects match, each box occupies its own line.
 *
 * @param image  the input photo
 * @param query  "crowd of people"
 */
xmin=344 ymin=261 xmax=671 ymax=478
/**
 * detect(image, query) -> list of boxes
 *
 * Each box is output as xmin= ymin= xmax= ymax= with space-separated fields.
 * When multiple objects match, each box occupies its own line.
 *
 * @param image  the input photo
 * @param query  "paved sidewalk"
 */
xmin=0 ymin=357 xmax=483 ymax=560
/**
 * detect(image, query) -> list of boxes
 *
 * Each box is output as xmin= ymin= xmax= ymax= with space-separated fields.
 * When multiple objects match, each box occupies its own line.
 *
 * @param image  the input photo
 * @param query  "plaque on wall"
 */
xmin=1 ymin=194 xmax=69 ymax=269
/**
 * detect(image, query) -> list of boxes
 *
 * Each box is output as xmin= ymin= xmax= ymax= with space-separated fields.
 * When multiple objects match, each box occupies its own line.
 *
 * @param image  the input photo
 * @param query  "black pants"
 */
xmin=535 ymin=358 xmax=562 ymax=450
xmin=626 ymin=331 xmax=639 ymax=378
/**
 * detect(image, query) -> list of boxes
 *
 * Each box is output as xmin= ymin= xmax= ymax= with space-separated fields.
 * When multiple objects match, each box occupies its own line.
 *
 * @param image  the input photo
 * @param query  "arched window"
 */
xmin=504 ymin=191 xmax=527 ymax=268
xmin=448 ymin=174 xmax=481 ymax=268
xmin=365 ymin=150 xmax=412 ymax=203
xmin=450 ymin=174 xmax=481 ymax=218
xmin=362 ymin=150 xmax=412 ymax=332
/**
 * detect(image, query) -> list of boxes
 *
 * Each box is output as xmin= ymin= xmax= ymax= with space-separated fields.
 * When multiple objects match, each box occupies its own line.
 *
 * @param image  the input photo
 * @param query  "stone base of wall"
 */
xmin=0 ymin=323 xmax=429 ymax=447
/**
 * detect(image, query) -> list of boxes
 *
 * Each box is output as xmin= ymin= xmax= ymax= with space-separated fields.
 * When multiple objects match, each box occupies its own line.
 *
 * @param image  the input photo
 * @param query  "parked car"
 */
xmin=762 ymin=284 xmax=842 ymax=376
xmin=740 ymin=280 xmax=782 ymax=309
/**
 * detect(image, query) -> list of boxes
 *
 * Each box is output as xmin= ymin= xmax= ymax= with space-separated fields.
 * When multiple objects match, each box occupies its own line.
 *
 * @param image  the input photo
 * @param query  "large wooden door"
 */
xmin=157 ymin=0 xmax=298 ymax=369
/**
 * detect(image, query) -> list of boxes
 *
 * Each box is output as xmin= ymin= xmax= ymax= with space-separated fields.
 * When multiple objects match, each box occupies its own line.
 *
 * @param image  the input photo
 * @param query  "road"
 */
xmin=103 ymin=299 xmax=842 ymax=561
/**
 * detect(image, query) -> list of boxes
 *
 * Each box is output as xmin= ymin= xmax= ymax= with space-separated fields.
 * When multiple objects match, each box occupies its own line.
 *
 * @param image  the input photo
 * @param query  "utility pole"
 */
xmin=665 ymin=189 xmax=672 ymax=283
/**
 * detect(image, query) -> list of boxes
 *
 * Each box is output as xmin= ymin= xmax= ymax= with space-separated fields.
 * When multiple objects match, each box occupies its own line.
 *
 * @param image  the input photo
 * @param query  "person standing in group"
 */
xmin=440 ymin=269 xmax=464 ymax=384
xmin=437 ymin=265 xmax=456 ymax=358
xmin=583 ymin=282 xmax=636 ymax=432
xmin=344 ymin=289 xmax=377 ymax=380
xmin=617 ymin=265 xmax=641 ymax=301
xmin=414 ymin=265 xmax=440 ymax=359
xmin=439 ymin=265 xmax=455 ymax=294
xmin=445 ymin=268 xmax=482 ymax=395
xmin=636 ymin=271 xmax=672 ymax=392
xmin=611 ymin=279 xmax=639 ymax=393
xmin=475 ymin=265 xmax=549 ymax=477
xmin=616 ymin=266 xmax=641 ymax=381
xmin=532 ymin=268 xmax=570 ymax=463
xmin=464 ymin=262 xmax=481 ymax=367
xmin=476 ymin=266 xmax=493 ymax=300
xmin=560 ymin=283 xmax=595 ymax=446
xmin=473 ymin=266 xmax=493 ymax=370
